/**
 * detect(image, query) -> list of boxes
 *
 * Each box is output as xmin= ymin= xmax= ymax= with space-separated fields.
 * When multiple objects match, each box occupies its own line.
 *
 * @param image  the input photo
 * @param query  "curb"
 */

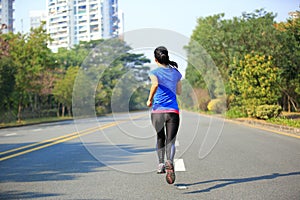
xmin=230 ymin=118 xmax=300 ymax=139
xmin=190 ymin=111 xmax=300 ymax=139
xmin=234 ymin=118 xmax=300 ymax=136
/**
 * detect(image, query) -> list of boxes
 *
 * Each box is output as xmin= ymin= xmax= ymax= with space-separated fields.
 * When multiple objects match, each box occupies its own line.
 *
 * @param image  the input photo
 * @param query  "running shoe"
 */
xmin=165 ymin=160 xmax=175 ymax=184
xmin=157 ymin=163 xmax=166 ymax=174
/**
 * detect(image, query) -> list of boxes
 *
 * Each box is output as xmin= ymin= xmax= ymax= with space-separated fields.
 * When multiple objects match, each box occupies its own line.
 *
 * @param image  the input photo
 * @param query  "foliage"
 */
xmin=0 ymin=24 xmax=10 ymax=57
xmin=84 ymin=38 xmax=151 ymax=115
xmin=184 ymin=62 xmax=206 ymax=89
xmin=267 ymin=116 xmax=300 ymax=128
xmin=185 ymin=9 xmax=300 ymax=115
xmin=186 ymin=9 xmax=279 ymax=84
xmin=0 ymin=25 xmax=151 ymax=123
xmin=2 ymin=8 xmax=300 ymax=127
xmin=229 ymin=53 xmax=280 ymax=111
xmin=207 ymin=98 xmax=227 ymax=114
xmin=129 ymin=85 xmax=149 ymax=111
xmin=254 ymin=105 xmax=282 ymax=119
xmin=0 ymin=57 xmax=15 ymax=108
xmin=274 ymin=13 xmax=300 ymax=112
xmin=178 ymin=79 xmax=199 ymax=110
xmin=0 ymin=23 xmax=55 ymax=121
xmin=225 ymin=107 xmax=247 ymax=118
xmin=185 ymin=39 xmax=225 ymax=99
xmin=53 ymin=66 xmax=79 ymax=116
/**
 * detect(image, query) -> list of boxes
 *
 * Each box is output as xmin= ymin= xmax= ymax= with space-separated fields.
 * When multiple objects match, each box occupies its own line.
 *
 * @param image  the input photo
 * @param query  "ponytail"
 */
xmin=168 ymin=60 xmax=178 ymax=69
xmin=154 ymin=46 xmax=178 ymax=69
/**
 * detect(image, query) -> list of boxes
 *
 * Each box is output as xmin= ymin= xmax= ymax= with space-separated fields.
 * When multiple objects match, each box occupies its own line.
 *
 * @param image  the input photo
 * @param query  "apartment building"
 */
xmin=30 ymin=10 xmax=47 ymax=30
xmin=102 ymin=0 xmax=118 ymax=38
xmin=47 ymin=0 xmax=120 ymax=52
xmin=0 ymin=0 xmax=14 ymax=33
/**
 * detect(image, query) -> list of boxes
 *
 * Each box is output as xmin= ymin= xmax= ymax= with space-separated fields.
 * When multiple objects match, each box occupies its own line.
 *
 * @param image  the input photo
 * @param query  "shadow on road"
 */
xmin=176 ymin=171 xmax=300 ymax=194
xmin=0 ymin=141 xmax=154 ymax=199
xmin=0 ymin=142 xmax=104 ymax=182
xmin=0 ymin=191 xmax=61 ymax=200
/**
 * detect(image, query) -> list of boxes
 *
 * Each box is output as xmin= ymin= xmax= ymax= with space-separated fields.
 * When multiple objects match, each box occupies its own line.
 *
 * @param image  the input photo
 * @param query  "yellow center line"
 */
xmin=0 ymin=125 xmax=100 ymax=155
xmin=0 ymin=122 xmax=119 ymax=162
xmin=0 ymin=113 xmax=148 ymax=162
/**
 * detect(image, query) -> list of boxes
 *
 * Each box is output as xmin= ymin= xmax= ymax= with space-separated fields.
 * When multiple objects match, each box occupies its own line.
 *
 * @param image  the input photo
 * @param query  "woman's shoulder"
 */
xmin=150 ymin=67 xmax=164 ymax=74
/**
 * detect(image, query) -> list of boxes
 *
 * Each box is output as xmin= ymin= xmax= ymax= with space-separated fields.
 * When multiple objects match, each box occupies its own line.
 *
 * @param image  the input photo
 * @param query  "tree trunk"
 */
xmin=62 ymin=104 xmax=65 ymax=117
xmin=57 ymin=103 xmax=60 ymax=117
xmin=288 ymin=96 xmax=291 ymax=112
xmin=17 ymin=101 xmax=22 ymax=123
xmin=67 ymin=106 xmax=70 ymax=117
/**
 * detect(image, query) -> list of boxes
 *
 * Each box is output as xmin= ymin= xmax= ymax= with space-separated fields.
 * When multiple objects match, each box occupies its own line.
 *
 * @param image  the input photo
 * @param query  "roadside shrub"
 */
xmin=96 ymin=106 xmax=106 ymax=115
xmin=246 ymin=105 xmax=256 ymax=118
xmin=254 ymin=105 xmax=282 ymax=119
xmin=226 ymin=106 xmax=247 ymax=118
xmin=194 ymin=88 xmax=210 ymax=111
xmin=207 ymin=98 xmax=226 ymax=114
xmin=229 ymin=53 xmax=280 ymax=111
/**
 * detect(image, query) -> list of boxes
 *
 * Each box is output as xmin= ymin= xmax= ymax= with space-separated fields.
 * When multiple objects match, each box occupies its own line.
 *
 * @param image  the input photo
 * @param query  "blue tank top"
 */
xmin=149 ymin=66 xmax=182 ymax=113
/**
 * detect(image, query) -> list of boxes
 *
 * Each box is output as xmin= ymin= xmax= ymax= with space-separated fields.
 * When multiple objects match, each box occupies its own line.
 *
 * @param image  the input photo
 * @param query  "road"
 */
xmin=0 ymin=111 xmax=299 ymax=200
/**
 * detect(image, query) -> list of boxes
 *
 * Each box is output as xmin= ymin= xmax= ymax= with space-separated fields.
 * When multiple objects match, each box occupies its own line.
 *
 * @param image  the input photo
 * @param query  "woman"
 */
xmin=147 ymin=46 xmax=182 ymax=184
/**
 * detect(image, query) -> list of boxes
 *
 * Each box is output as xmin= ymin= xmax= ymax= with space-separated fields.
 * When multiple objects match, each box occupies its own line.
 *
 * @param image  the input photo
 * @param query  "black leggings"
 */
xmin=151 ymin=113 xmax=180 ymax=164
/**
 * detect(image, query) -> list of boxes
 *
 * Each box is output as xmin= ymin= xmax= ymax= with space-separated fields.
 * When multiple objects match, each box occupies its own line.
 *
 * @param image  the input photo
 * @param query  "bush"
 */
xmin=194 ymin=88 xmax=210 ymax=111
xmin=96 ymin=106 xmax=106 ymax=115
xmin=229 ymin=53 xmax=280 ymax=110
xmin=207 ymin=98 xmax=227 ymax=114
xmin=254 ymin=105 xmax=282 ymax=119
xmin=226 ymin=107 xmax=247 ymax=118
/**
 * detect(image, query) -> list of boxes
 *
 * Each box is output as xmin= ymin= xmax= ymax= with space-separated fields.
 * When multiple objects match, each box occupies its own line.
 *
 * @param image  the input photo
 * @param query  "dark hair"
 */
xmin=154 ymin=46 xmax=178 ymax=68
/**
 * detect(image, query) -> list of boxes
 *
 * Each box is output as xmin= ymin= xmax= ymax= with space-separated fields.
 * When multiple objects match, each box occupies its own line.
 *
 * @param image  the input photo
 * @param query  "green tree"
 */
xmin=85 ymin=38 xmax=150 ymax=114
xmin=275 ymin=12 xmax=300 ymax=112
xmin=53 ymin=66 xmax=79 ymax=117
xmin=186 ymin=9 xmax=279 ymax=86
xmin=0 ymin=57 xmax=15 ymax=110
xmin=229 ymin=53 xmax=281 ymax=116
xmin=63 ymin=38 xmax=151 ymax=116
xmin=54 ymin=45 xmax=88 ymax=70
xmin=185 ymin=9 xmax=292 ymax=112
xmin=6 ymin=23 xmax=54 ymax=121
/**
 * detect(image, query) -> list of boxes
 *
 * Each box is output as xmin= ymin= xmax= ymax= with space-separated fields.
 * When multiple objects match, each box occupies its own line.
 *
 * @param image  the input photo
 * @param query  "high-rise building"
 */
xmin=0 ymin=0 xmax=15 ymax=33
xmin=47 ymin=0 xmax=75 ymax=51
xmin=30 ymin=10 xmax=47 ymax=30
xmin=118 ymin=9 xmax=124 ymax=40
xmin=46 ymin=0 xmax=120 ymax=52
xmin=101 ymin=0 xmax=118 ymax=38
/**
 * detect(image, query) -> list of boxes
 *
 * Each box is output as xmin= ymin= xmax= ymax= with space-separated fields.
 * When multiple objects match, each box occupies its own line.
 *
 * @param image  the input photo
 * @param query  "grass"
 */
xmin=267 ymin=112 xmax=300 ymax=128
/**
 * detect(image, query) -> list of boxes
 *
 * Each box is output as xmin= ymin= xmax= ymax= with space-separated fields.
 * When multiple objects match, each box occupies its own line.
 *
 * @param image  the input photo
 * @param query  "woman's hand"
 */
xmin=147 ymin=99 xmax=152 ymax=107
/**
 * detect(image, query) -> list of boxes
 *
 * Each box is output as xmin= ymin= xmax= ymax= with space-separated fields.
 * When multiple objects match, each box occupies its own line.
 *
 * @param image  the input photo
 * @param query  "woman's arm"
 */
xmin=176 ymin=80 xmax=182 ymax=95
xmin=147 ymin=75 xmax=158 ymax=107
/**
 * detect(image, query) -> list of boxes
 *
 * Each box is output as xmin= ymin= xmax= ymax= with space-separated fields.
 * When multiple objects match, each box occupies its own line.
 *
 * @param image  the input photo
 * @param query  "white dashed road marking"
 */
xmin=4 ymin=133 xmax=17 ymax=136
xmin=174 ymin=158 xmax=186 ymax=171
xmin=33 ymin=128 xmax=43 ymax=132
xmin=174 ymin=140 xmax=186 ymax=171
xmin=175 ymin=140 xmax=179 ymax=147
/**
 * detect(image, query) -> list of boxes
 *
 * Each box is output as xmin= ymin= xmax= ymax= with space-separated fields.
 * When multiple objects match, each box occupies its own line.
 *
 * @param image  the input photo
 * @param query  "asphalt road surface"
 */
xmin=0 ymin=111 xmax=299 ymax=200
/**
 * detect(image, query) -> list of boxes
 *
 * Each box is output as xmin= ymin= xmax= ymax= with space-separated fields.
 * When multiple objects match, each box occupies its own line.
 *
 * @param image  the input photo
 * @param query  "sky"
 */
xmin=14 ymin=0 xmax=299 ymax=37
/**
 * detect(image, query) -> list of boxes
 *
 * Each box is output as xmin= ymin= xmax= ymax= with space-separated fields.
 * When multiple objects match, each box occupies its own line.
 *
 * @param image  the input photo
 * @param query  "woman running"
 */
xmin=147 ymin=46 xmax=182 ymax=184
